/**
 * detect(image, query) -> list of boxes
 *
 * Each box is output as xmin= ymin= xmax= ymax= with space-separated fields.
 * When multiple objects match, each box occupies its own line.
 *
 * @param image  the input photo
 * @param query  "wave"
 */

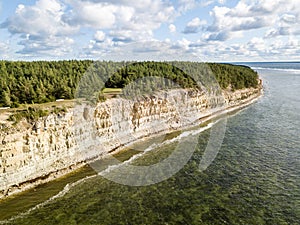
xmin=0 ymin=174 xmax=97 ymax=224
xmin=99 ymin=121 xmax=216 ymax=176
xmin=1 ymin=120 xmax=218 ymax=224
xmin=251 ymin=67 xmax=300 ymax=73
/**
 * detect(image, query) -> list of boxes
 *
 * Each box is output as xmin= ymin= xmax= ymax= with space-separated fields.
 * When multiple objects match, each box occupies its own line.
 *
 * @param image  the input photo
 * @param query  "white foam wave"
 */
xmin=251 ymin=67 xmax=300 ymax=73
xmin=0 ymin=174 xmax=97 ymax=224
xmin=99 ymin=120 xmax=217 ymax=176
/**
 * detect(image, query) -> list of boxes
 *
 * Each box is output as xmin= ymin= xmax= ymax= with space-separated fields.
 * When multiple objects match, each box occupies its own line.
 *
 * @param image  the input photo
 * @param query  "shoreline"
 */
xmin=0 ymin=86 xmax=263 ymax=200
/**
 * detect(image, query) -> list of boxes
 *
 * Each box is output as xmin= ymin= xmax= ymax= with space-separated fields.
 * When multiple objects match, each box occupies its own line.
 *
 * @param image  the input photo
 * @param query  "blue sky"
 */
xmin=0 ymin=0 xmax=299 ymax=61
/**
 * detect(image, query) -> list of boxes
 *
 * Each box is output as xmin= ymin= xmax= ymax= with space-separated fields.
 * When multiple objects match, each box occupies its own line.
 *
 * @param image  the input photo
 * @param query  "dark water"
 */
xmin=1 ymin=63 xmax=300 ymax=225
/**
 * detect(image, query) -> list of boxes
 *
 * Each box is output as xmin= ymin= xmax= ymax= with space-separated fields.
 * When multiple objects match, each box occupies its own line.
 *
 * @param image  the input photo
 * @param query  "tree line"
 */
xmin=0 ymin=60 xmax=259 ymax=108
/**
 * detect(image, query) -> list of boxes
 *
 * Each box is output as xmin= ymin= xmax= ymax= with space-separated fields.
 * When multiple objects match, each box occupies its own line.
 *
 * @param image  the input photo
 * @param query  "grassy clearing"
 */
xmin=6 ymin=106 xmax=69 ymax=125
xmin=102 ymin=88 xmax=122 ymax=94
xmin=101 ymin=88 xmax=122 ymax=99
xmin=0 ymin=101 xmax=73 ymax=125
xmin=1 ymin=89 xmax=122 ymax=124
xmin=0 ymin=100 xmax=74 ymax=113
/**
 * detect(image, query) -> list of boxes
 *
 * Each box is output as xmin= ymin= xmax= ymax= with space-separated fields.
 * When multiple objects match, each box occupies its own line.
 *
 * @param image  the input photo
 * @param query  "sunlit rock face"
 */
xmin=0 ymin=87 xmax=261 ymax=198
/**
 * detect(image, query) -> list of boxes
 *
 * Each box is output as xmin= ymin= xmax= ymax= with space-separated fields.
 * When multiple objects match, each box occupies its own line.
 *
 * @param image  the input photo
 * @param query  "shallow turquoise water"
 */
xmin=2 ymin=67 xmax=300 ymax=224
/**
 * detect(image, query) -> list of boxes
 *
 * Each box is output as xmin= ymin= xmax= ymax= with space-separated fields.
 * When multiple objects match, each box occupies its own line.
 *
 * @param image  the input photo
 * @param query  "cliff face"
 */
xmin=0 ymin=87 xmax=261 ymax=198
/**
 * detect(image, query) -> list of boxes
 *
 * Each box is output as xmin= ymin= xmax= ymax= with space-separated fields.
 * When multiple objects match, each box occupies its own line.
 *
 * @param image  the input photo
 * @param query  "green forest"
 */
xmin=0 ymin=60 xmax=259 ymax=108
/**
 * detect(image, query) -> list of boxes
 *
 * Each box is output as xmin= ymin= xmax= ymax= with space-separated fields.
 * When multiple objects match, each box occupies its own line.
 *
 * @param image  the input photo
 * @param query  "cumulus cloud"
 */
xmin=1 ymin=0 xmax=175 ymax=57
xmin=62 ymin=1 xmax=118 ymax=29
xmin=200 ymin=0 xmax=226 ymax=7
xmin=247 ymin=37 xmax=267 ymax=53
xmin=264 ymin=11 xmax=300 ymax=38
xmin=280 ymin=14 xmax=297 ymax=24
xmin=1 ymin=0 xmax=78 ymax=36
xmin=82 ymin=38 xmax=114 ymax=58
xmin=202 ymin=0 xmax=300 ymax=43
xmin=1 ymin=0 xmax=300 ymax=61
xmin=204 ymin=31 xmax=229 ymax=41
xmin=17 ymin=35 xmax=75 ymax=57
xmin=84 ymin=28 xmax=157 ymax=58
xmin=1 ymin=0 xmax=78 ymax=56
xmin=110 ymin=29 xmax=154 ymax=43
xmin=183 ymin=17 xmax=206 ymax=34
xmin=246 ymin=37 xmax=300 ymax=59
xmin=56 ymin=0 xmax=300 ymax=61
xmin=265 ymin=27 xmax=289 ymax=38
xmin=82 ymin=38 xmax=201 ymax=61
xmin=64 ymin=0 xmax=174 ymax=31
xmin=177 ymin=0 xmax=197 ymax=12
xmin=67 ymin=0 xmax=175 ymax=57
xmin=208 ymin=5 xmax=269 ymax=33
xmin=0 ymin=42 xmax=10 ymax=59
xmin=174 ymin=28 xmax=300 ymax=61
xmin=204 ymin=36 xmax=300 ymax=61
xmin=0 ymin=42 xmax=9 ymax=51
xmin=94 ymin=31 xmax=106 ymax=42
xmin=169 ymin=24 xmax=176 ymax=33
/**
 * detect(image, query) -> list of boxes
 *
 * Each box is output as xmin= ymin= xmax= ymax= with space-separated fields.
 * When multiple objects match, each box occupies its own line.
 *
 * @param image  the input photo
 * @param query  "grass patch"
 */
xmin=7 ymin=107 xmax=50 ymax=124
xmin=102 ymin=88 xmax=122 ymax=94
xmin=101 ymin=88 xmax=122 ymax=100
xmin=7 ymin=106 xmax=68 ymax=125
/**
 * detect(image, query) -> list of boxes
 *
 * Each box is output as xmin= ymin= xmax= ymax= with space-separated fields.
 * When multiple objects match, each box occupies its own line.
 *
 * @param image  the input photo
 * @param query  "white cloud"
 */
xmin=208 ymin=5 xmax=270 ymax=33
xmin=204 ymin=36 xmax=300 ymax=61
xmin=268 ymin=38 xmax=300 ymax=56
xmin=189 ymin=17 xmax=206 ymax=27
xmin=247 ymin=37 xmax=266 ymax=53
xmin=200 ymin=0 xmax=226 ymax=7
xmin=75 ymin=0 xmax=176 ymax=57
xmin=65 ymin=0 xmax=175 ymax=31
xmin=0 ymin=42 xmax=9 ymax=51
xmin=178 ymin=0 xmax=197 ymax=12
xmin=183 ymin=17 xmax=206 ymax=34
xmin=1 ymin=0 xmax=300 ymax=61
xmin=109 ymin=29 xmax=153 ymax=43
xmin=173 ymin=30 xmax=300 ymax=61
xmin=177 ymin=38 xmax=191 ymax=50
xmin=1 ymin=0 xmax=176 ymax=57
xmin=17 ymin=35 xmax=75 ymax=57
xmin=2 ymin=0 xmax=78 ymax=36
xmin=0 ymin=42 xmax=10 ymax=59
xmin=94 ymin=31 xmax=106 ymax=42
xmin=169 ymin=24 xmax=176 ymax=33
xmin=203 ymin=0 xmax=300 ymax=43
xmin=82 ymin=38 xmax=114 ymax=58
xmin=64 ymin=1 xmax=117 ymax=28
xmin=1 ymin=0 xmax=78 ymax=56
xmin=67 ymin=0 xmax=175 ymax=58
xmin=84 ymin=28 xmax=157 ymax=58
xmin=281 ymin=14 xmax=297 ymax=24
xmin=264 ymin=10 xmax=300 ymax=38
xmin=82 ymin=38 xmax=201 ymax=61
xmin=204 ymin=31 xmax=229 ymax=41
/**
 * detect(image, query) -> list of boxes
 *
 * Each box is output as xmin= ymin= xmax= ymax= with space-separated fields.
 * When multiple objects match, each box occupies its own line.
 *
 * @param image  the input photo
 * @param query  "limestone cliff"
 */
xmin=0 ymin=87 xmax=261 ymax=198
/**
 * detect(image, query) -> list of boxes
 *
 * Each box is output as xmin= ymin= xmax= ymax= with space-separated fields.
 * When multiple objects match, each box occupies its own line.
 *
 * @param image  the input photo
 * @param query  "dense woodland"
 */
xmin=0 ymin=60 xmax=259 ymax=108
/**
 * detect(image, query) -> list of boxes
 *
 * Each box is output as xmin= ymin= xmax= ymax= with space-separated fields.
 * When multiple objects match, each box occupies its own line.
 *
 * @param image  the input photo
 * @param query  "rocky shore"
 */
xmin=0 ymin=84 xmax=262 ymax=199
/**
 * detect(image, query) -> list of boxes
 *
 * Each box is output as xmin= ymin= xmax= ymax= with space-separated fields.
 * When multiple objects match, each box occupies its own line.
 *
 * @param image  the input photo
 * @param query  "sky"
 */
xmin=0 ymin=0 xmax=299 ymax=61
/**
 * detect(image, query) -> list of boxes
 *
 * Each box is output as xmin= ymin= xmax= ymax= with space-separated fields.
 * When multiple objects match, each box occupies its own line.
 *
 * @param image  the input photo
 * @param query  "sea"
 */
xmin=0 ymin=62 xmax=299 ymax=225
